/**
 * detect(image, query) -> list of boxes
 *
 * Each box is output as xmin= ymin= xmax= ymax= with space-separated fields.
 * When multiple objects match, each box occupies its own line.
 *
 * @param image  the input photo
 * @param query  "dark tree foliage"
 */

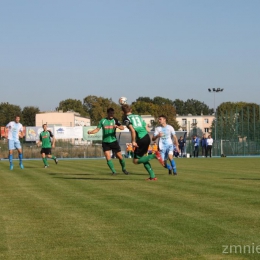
xmin=217 ymin=102 xmax=260 ymax=141
xmin=83 ymin=95 xmax=121 ymax=125
xmin=153 ymin=96 xmax=174 ymax=106
xmin=22 ymin=106 xmax=40 ymax=126
xmin=132 ymin=98 xmax=179 ymax=129
xmin=57 ymin=99 xmax=88 ymax=117
xmin=0 ymin=102 xmax=22 ymax=126
xmin=135 ymin=97 xmax=153 ymax=103
xmin=183 ymin=99 xmax=212 ymax=116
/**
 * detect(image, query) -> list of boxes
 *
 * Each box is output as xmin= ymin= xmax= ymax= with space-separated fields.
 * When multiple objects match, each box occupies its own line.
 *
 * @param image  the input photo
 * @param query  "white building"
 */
xmin=140 ymin=115 xmax=155 ymax=129
xmin=176 ymin=114 xmax=215 ymax=137
xmin=35 ymin=111 xmax=90 ymax=127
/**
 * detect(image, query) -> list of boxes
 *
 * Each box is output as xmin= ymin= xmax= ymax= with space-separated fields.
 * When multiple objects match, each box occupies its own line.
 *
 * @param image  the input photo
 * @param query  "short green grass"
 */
xmin=0 ymin=157 xmax=260 ymax=260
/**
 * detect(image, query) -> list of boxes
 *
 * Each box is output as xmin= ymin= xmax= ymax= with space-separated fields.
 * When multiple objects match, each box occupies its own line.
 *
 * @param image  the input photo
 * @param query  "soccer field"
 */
xmin=0 ymin=157 xmax=260 ymax=260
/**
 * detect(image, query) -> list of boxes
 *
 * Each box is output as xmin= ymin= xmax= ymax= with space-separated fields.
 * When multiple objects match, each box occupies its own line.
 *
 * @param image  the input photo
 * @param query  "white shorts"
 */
xmin=8 ymin=139 xmax=21 ymax=150
xmin=159 ymin=144 xmax=174 ymax=160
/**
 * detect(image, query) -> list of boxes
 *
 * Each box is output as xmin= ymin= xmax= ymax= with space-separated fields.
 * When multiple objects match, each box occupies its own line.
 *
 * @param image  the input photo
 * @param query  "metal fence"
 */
xmin=0 ymin=140 xmax=105 ymax=159
xmin=1 ymin=117 xmax=260 ymax=159
xmin=185 ymin=140 xmax=260 ymax=157
xmin=186 ymin=105 xmax=260 ymax=156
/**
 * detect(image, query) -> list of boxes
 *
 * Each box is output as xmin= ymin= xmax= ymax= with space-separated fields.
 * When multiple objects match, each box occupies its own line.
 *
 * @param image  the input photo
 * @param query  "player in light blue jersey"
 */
xmin=152 ymin=115 xmax=179 ymax=175
xmin=6 ymin=115 xmax=24 ymax=170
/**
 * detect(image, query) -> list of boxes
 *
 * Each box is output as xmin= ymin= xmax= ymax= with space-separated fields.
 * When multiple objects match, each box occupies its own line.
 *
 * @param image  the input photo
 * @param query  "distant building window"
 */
xmin=182 ymin=119 xmax=187 ymax=125
xmin=204 ymin=119 xmax=209 ymax=123
xmin=204 ymin=128 xmax=209 ymax=132
xmin=192 ymin=119 xmax=197 ymax=124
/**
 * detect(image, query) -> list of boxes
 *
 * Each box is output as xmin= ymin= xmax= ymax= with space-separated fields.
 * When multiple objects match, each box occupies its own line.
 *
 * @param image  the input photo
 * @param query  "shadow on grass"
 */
xmin=53 ymin=176 xmax=129 ymax=181
xmin=224 ymin=178 xmax=260 ymax=181
xmin=49 ymin=173 xmax=94 ymax=175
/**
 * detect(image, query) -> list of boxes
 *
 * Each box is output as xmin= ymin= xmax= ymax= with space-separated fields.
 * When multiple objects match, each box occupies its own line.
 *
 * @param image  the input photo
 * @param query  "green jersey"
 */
xmin=123 ymin=114 xmax=147 ymax=140
xmin=97 ymin=117 xmax=121 ymax=143
xmin=39 ymin=130 xmax=53 ymax=148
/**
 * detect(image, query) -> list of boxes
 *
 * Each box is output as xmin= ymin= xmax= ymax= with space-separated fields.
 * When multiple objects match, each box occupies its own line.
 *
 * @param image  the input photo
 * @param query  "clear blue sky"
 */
xmin=1 ymin=0 xmax=259 ymax=111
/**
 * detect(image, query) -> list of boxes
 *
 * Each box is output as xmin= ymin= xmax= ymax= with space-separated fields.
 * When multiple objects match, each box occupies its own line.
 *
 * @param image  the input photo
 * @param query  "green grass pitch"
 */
xmin=0 ymin=157 xmax=260 ymax=260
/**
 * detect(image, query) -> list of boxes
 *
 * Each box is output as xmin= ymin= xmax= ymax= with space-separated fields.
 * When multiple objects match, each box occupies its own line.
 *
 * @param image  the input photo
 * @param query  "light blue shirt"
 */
xmin=6 ymin=121 xmax=23 ymax=141
xmin=154 ymin=125 xmax=176 ymax=148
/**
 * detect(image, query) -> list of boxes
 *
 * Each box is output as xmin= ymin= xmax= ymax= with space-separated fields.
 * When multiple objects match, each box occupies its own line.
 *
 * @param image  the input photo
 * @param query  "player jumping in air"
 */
xmin=121 ymin=104 xmax=164 ymax=181
xmin=88 ymin=107 xmax=129 ymax=175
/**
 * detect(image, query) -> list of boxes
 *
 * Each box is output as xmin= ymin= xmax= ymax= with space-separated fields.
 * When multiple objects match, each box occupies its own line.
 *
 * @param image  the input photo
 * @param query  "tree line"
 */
xmin=1 ymin=97 xmax=260 ymax=141
xmin=0 ymin=96 xmax=213 ymax=128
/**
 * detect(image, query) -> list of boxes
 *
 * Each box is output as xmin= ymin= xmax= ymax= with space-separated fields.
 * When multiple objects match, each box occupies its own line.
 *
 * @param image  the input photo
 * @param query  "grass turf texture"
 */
xmin=0 ymin=158 xmax=260 ymax=260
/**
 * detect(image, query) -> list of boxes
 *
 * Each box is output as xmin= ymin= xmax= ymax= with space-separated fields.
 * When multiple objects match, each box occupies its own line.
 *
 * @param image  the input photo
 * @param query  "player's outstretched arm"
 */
xmin=88 ymin=128 xmax=100 ymax=134
xmin=116 ymin=125 xmax=124 ymax=130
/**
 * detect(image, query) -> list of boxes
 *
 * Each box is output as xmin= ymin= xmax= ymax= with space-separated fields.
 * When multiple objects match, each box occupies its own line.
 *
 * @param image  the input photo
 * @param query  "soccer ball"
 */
xmin=118 ymin=97 xmax=127 ymax=105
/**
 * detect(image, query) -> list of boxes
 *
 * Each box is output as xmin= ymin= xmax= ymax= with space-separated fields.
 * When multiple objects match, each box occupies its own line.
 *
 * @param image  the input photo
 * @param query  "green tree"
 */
xmin=0 ymin=102 xmax=22 ymax=126
xmin=131 ymin=98 xmax=180 ymax=130
xmin=131 ymin=101 xmax=157 ymax=115
xmin=153 ymin=96 xmax=174 ymax=106
xmin=184 ymin=99 xmax=211 ymax=115
xmin=154 ymin=104 xmax=180 ymax=130
xmin=57 ymin=99 xmax=88 ymax=117
xmin=83 ymin=95 xmax=121 ymax=125
xmin=135 ymin=97 xmax=153 ymax=103
xmin=22 ymin=106 xmax=40 ymax=126
xmin=173 ymin=99 xmax=185 ymax=115
xmin=217 ymin=102 xmax=260 ymax=141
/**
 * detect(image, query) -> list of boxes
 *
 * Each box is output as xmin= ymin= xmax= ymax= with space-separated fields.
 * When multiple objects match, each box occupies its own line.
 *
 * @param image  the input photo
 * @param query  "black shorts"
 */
xmin=41 ymin=148 xmax=52 ymax=155
xmin=134 ymin=134 xmax=150 ymax=158
xmin=102 ymin=141 xmax=121 ymax=153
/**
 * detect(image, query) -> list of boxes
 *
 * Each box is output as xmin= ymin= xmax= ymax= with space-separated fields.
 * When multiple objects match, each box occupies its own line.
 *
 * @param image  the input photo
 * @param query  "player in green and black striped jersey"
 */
xmin=37 ymin=124 xmax=58 ymax=168
xmin=88 ymin=108 xmax=129 ymax=175
xmin=121 ymin=104 xmax=164 ymax=181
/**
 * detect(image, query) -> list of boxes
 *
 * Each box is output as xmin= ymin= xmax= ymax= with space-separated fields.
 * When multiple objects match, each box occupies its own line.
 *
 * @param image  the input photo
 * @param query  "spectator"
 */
xmin=147 ymin=144 xmax=153 ymax=155
xmin=126 ymin=143 xmax=133 ymax=158
xmin=192 ymin=135 xmax=200 ymax=158
xmin=201 ymin=134 xmax=207 ymax=157
xmin=178 ymin=136 xmax=185 ymax=157
xmin=206 ymin=135 xmax=214 ymax=158
xmin=152 ymin=142 xmax=158 ymax=154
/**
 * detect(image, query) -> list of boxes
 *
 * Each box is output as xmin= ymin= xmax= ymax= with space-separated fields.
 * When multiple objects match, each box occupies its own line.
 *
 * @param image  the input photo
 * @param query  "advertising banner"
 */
xmin=0 ymin=127 xmax=7 ymax=138
xmin=25 ymin=127 xmax=54 ymax=141
xmin=54 ymin=126 xmax=83 ymax=139
xmin=83 ymin=126 xmax=102 ymax=141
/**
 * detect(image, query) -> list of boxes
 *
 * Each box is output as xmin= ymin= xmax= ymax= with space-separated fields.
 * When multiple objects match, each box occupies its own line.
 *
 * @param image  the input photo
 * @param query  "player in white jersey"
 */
xmin=152 ymin=115 xmax=179 ymax=175
xmin=6 ymin=115 xmax=24 ymax=170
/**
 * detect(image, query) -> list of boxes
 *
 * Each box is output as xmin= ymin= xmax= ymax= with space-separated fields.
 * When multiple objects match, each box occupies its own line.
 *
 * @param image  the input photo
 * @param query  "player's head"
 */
xmin=42 ymin=124 xmax=48 ymax=130
xmin=15 ymin=115 xmax=21 ymax=123
xmin=107 ymin=107 xmax=115 ymax=118
xmin=158 ymin=115 xmax=167 ymax=125
xmin=121 ymin=104 xmax=132 ymax=115
xmin=107 ymin=107 xmax=114 ymax=113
